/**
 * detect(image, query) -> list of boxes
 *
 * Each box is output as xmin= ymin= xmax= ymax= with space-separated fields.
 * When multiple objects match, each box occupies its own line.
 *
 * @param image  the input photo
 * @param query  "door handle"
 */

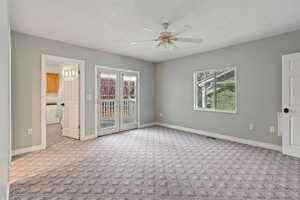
xmin=61 ymin=103 xmax=65 ymax=106
xmin=283 ymin=108 xmax=289 ymax=113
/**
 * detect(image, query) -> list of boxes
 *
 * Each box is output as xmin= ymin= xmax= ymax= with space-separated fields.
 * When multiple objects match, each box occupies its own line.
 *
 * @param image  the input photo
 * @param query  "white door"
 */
xmin=120 ymin=72 xmax=138 ymax=131
xmin=62 ymin=64 xmax=80 ymax=139
xmin=96 ymin=67 xmax=139 ymax=136
xmin=97 ymin=69 xmax=120 ymax=135
xmin=282 ymin=53 xmax=300 ymax=158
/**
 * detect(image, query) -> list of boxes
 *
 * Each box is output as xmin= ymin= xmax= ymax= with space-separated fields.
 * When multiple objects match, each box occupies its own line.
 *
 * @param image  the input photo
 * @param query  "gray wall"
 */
xmin=11 ymin=32 xmax=155 ymax=150
xmin=0 ymin=0 xmax=10 ymax=199
xmin=156 ymin=30 xmax=300 ymax=145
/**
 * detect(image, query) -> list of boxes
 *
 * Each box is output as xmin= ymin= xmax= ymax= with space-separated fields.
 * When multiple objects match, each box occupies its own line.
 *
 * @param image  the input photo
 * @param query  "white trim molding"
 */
xmin=41 ymin=54 xmax=86 ymax=149
xmin=156 ymin=122 xmax=282 ymax=151
xmin=139 ymin=122 xmax=157 ymax=128
xmin=81 ymin=134 xmax=97 ymax=141
xmin=193 ymin=66 xmax=238 ymax=114
xmin=12 ymin=144 xmax=44 ymax=156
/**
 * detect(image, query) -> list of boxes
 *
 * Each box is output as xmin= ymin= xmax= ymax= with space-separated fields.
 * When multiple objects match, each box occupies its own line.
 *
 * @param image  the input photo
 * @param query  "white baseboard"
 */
xmin=139 ymin=122 xmax=157 ymax=128
xmin=156 ymin=122 xmax=282 ymax=152
xmin=12 ymin=144 xmax=44 ymax=156
xmin=81 ymin=134 xmax=97 ymax=141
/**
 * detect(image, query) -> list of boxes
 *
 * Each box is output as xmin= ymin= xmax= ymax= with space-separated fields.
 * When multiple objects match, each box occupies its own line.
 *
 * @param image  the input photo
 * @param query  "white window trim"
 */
xmin=193 ymin=66 xmax=237 ymax=114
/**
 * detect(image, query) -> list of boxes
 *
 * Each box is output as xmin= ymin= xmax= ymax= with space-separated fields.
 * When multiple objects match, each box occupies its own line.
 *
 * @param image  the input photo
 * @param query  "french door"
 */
xmin=96 ymin=67 xmax=139 ymax=136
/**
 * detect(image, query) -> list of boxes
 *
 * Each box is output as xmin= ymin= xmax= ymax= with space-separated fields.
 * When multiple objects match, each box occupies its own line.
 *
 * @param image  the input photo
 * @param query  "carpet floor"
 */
xmin=10 ymin=126 xmax=300 ymax=200
xmin=46 ymin=123 xmax=66 ymax=148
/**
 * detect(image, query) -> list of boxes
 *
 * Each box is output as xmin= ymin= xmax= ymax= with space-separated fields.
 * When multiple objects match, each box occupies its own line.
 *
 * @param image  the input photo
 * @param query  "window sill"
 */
xmin=193 ymin=108 xmax=237 ymax=114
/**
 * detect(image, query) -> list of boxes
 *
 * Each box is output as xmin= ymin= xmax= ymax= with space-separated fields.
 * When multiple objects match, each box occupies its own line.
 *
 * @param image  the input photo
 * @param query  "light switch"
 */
xmin=86 ymin=94 xmax=92 ymax=101
xmin=249 ymin=123 xmax=253 ymax=131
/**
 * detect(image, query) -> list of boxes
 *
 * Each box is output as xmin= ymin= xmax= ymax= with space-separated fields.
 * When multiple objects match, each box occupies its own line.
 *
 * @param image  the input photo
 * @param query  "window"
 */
xmin=194 ymin=67 xmax=236 ymax=113
xmin=46 ymin=73 xmax=59 ymax=94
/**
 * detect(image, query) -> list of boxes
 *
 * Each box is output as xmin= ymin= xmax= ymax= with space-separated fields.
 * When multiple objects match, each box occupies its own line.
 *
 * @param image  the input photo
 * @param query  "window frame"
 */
xmin=193 ymin=66 xmax=237 ymax=114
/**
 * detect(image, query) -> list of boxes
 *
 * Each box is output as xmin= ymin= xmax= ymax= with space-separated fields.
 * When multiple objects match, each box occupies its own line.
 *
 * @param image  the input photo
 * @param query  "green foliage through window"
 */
xmin=194 ymin=68 xmax=236 ymax=112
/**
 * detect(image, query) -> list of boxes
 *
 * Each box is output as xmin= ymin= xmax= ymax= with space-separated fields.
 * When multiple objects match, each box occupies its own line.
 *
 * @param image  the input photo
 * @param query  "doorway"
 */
xmin=41 ymin=55 xmax=85 ymax=148
xmin=95 ymin=66 xmax=140 ymax=136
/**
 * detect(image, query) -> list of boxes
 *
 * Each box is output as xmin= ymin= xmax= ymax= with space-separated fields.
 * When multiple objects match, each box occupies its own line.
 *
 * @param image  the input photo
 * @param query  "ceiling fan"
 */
xmin=130 ymin=22 xmax=202 ymax=50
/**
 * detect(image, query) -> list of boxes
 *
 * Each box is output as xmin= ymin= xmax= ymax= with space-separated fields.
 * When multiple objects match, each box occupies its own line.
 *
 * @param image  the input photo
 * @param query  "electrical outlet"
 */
xmin=269 ymin=126 xmax=275 ymax=134
xmin=159 ymin=113 xmax=163 ymax=117
xmin=27 ymin=129 xmax=32 ymax=135
xmin=249 ymin=123 xmax=254 ymax=131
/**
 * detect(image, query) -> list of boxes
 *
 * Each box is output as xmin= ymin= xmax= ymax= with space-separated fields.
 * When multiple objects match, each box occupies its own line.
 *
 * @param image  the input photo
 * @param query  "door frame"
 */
xmin=41 ymin=54 xmax=86 ymax=149
xmin=94 ymin=65 xmax=141 ymax=136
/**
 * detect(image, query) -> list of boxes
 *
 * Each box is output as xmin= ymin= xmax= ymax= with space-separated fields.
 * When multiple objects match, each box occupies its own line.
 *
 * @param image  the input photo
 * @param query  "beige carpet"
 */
xmin=10 ymin=126 xmax=300 ymax=200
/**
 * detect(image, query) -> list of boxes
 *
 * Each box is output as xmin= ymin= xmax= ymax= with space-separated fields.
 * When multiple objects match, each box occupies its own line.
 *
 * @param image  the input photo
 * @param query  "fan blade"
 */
xmin=175 ymin=37 xmax=202 ymax=43
xmin=143 ymin=27 xmax=160 ymax=34
xmin=173 ymin=25 xmax=191 ymax=36
xmin=130 ymin=39 xmax=157 ymax=45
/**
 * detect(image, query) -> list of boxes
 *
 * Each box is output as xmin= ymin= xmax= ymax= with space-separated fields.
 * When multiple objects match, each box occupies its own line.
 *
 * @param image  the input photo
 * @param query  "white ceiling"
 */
xmin=10 ymin=0 xmax=300 ymax=63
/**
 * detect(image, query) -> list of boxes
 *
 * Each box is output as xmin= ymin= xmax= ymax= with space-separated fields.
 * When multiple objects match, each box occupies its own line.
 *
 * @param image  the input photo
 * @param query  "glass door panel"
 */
xmin=120 ymin=72 xmax=138 ymax=130
xmin=97 ymin=69 xmax=119 ymax=135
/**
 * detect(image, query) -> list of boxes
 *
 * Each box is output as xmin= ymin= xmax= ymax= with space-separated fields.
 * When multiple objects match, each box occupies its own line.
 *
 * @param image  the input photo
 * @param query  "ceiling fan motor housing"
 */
xmin=162 ymin=22 xmax=170 ymax=31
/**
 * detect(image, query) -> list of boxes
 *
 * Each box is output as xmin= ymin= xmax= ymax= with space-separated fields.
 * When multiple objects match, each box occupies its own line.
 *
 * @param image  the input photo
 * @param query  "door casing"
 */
xmin=41 ymin=54 xmax=86 ymax=149
xmin=95 ymin=65 xmax=141 ymax=136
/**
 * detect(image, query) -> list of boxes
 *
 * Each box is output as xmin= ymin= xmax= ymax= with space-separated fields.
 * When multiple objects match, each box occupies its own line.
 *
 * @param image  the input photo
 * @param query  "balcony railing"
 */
xmin=99 ymin=99 xmax=135 ymax=128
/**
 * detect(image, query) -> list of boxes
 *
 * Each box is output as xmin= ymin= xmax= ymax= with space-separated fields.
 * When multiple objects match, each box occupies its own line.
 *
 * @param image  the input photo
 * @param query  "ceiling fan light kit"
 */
xmin=131 ymin=22 xmax=203 ymax=50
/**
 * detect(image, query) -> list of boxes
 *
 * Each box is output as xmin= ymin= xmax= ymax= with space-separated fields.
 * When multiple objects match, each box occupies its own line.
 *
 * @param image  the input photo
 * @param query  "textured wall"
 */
xmin=156 ymin=30 xmax=300 ymax=145
xmin=11 ymin=32 xmax=155 ymax=150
